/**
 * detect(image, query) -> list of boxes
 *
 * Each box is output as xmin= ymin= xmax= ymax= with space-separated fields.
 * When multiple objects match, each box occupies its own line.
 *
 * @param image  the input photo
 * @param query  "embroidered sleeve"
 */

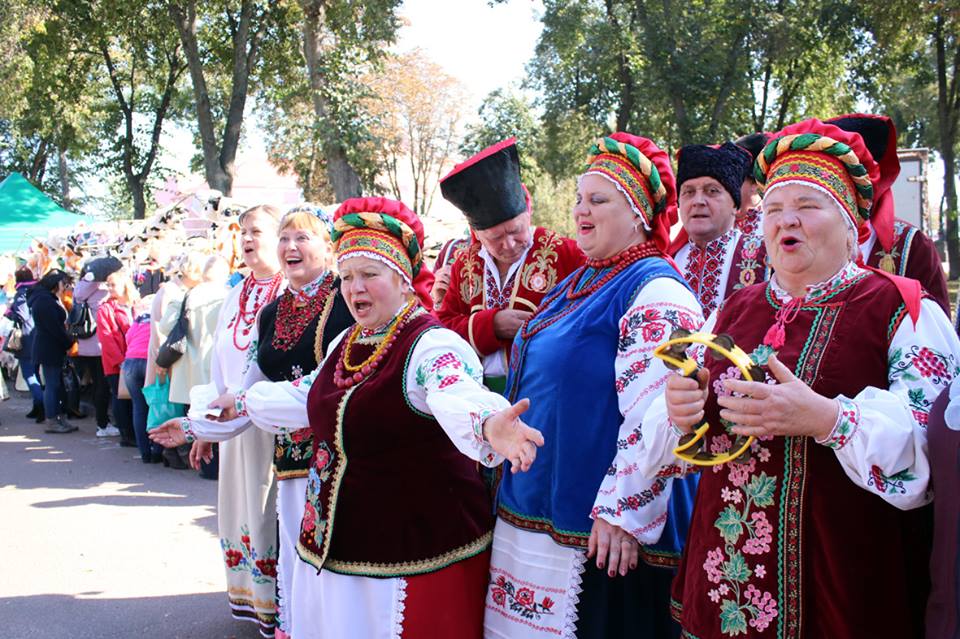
xmin=822 ymin=298 xmax=960 ymax=509
xmin=591 ymin=277 xmax=705 ymax=542
xmin=408 ymin=328 xmax=511 ymax=467
xmin=240 ymin=368 xmax=320 ymax=435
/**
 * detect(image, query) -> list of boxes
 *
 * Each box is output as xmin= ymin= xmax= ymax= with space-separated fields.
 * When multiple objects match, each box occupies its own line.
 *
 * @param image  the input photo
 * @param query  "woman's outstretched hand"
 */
xmin=149 ymin=418 xmax=187 ymax=448
xmin=482 ymin=398 xmax=544 ymax=473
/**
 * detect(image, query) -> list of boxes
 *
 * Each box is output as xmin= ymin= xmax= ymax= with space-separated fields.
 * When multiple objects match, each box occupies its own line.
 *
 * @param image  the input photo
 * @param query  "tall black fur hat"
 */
xmin=676 ymin=142 xmax=752 ymax=209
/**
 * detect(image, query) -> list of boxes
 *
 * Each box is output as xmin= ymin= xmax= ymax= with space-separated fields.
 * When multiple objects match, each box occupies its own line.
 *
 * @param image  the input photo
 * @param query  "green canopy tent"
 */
xmin=0 ymin=172 xmax=86 ymax=254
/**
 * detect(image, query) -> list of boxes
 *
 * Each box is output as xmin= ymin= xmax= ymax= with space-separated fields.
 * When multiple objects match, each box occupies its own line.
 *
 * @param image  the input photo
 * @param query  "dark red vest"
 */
xmin=297 ymin=311 xmax=494 ymax=577
xmin=672 ymin=272 xmax=930 ymax=639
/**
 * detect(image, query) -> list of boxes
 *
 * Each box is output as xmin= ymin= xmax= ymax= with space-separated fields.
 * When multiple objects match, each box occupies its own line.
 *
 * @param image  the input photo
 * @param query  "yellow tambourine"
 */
xmin=653 ymin=329 xmax=765 ymax=466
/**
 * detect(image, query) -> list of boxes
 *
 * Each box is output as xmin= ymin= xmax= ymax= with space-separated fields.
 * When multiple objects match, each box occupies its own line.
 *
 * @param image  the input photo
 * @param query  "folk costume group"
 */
xmin=150 ymin=112 xmax=960 ymax=639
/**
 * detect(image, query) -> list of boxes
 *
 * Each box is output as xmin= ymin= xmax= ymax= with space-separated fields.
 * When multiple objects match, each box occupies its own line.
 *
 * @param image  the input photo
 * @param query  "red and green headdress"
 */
xmin=332 ymin=197 xmax=435 ymax=310
xmin=757 ymin=118 xmax=922 ymax=324
xmin=582 ymin=132 xmax=678 ymax=254
xmin=755 ymin=118 xmax=879 ymax=233
xmin=825 ymin=113 xmax=899 ymax=252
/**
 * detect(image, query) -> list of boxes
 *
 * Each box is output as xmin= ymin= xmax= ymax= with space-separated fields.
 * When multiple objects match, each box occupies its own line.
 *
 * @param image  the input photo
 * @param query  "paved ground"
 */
xmin=0 ymin=390 xmax=263 ymax=639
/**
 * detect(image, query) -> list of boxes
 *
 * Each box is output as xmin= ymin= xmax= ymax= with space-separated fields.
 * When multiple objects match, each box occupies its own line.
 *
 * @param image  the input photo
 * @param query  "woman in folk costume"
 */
xmin=644 ymin=118 xmax=960 ymax=638
xmin=173 ymin=205 xmax=286 ymax=636
xmin=485 ymin=133 xmax=704 ymax=639
xmin=187 ymin=197 xmax=541 ymax=638
xmin=150 ymin=205 xmax=358 ymax=638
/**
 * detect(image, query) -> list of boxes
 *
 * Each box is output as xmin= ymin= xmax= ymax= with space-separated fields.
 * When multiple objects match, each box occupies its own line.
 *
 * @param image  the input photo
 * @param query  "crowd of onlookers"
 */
xmin=2 ymin=240 xmax=236 ymax=475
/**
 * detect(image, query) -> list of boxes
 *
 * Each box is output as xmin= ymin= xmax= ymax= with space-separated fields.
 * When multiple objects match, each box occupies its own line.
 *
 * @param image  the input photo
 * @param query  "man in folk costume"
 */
xmin=670 ymin=142 xmax=769 ymax=318
xmin=437 ymin=138 xmax=584 ymax=392
xmin=825 ymin=112 xmax=951 ymax=314
xmin=735 ymin=132 xmax=770 ymax=236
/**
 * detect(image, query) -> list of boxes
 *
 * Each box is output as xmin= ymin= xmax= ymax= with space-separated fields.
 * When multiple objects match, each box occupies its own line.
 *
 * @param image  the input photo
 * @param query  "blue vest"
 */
xmin=498 ymin=256 xmax=698 ymax=557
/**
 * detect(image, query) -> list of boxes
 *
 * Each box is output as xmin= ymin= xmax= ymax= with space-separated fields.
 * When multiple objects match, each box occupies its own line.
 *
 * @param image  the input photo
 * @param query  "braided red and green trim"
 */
xmin=585 ymin=137 xmax=668 ymax=214
xmin=754 ymin=134 xmax=874 ymax=221
xmin=332 ymin=212 xmax=422 ymax=274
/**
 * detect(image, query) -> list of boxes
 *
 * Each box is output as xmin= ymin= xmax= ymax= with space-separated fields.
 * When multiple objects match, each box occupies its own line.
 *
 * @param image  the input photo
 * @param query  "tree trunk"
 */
xmin=169 ymin=1 xmax=236 ymax=196
xmin=943 ymin=146 xmax=959 ymax=280
xmin=129 ymin=175 xmax=147 ymax=220
xmin=57 ymin=144 xmax=70 ymax=207
xmin=935 ymin=13 xmax=960 ymax=279
xmin=299 ymin=0 xmax=362 ymax=201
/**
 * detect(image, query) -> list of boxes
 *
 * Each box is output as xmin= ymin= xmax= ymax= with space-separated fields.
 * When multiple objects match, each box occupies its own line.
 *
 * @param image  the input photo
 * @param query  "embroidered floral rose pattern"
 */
xmin=489 ymin=574 xmax=555 ymax=620
xmin=301 ymin=442 xmax=334 ymax=547
xmin=703 ymin=346 xmax=779 ymax=635
xmin=220 ymin=524 xmax=278 ymax=585
xmin=618 ymin=307 xmax=698 ymax=352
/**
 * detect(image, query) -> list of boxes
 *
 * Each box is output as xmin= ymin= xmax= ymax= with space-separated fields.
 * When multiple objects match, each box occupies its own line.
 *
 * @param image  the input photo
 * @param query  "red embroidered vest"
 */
xmin=297 ymin=311 xmax=494 ymax=577
xmin=672 ymin=272 xmax=930 ymax=639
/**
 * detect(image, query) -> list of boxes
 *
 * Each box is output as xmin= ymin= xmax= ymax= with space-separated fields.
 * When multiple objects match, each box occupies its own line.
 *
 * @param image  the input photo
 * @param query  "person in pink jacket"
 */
xmin=123 ymin=297 xmax=158 ymax=462
xmin=97 ymin=270 xmax=138 ymax=445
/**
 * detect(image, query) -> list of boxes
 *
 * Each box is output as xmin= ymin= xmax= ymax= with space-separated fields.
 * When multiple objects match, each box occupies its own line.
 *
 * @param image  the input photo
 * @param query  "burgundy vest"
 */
xmin=672 ymin=271 xmax=930 ymax=639
xmin=297 ymin=311 xmax=494 ymax=577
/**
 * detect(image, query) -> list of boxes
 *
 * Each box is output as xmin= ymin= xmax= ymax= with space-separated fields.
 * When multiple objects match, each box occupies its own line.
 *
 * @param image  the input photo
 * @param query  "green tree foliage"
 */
xmin=44 ymin=0 xmax=191 ymax=219
xmin=168 ymin=0 xmax=300 ymax=196
xmin=0 ymin=2 xmax=99 ymax=206
xmin=863 ymin=0 xmax=960 ymax=278
xmin=524 ymin=0 xmax=869 ymax=183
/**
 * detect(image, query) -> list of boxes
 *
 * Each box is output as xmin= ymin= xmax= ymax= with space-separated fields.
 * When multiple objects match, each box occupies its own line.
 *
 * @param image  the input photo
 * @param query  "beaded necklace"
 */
xmin=333 ymin=299 xmax=420 ymax=388
xmin=231 ymin=272 xmax=283 ymax=351
xmin=520 ymin=241 xmax=661 ymax=340
xmin=271 ymin=271 xmax=336 ymax=352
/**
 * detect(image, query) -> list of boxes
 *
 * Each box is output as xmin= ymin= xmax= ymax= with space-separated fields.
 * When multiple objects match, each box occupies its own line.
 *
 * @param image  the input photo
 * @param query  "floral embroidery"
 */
xmin=180 ymin=417 xmax=197 ymax=443
xmin=736 ymin=207 xmax=762 ymax=236
xmin=618 ymin=306 xmax=699 ymax=352
xmin=520 ymin=232 xmax=563 ymax=294
xmin=732 ymin=234 xmax=765 ymax=291
xmin=221 ymin=524 xmax=278 ymax=585
xmin=615 ymin=357 xmax=651 ymax=393
xmin=702 ymin=344 xmax=780 ymax=636
xmin=867 ymin=465 xmax=916 ymax=495
xmin=819 ymin=396 xmax=860 ymax=450
xmin=301 ymin=442 xmax=334 ymax=549
xmin=592 ymin=477 xmax=667 ymax=519
xmin=415 ymin=351 xmax=481 ymax=390
xmin=489 ymin=574 xmax=555 ymax=620
xmin=889 ymin=345 xmax=959 ymax=417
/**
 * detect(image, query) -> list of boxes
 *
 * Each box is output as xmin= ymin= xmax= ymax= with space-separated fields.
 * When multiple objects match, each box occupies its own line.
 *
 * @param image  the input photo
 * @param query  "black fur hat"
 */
xmin=676 ymin=142 xmax=752 ymax=209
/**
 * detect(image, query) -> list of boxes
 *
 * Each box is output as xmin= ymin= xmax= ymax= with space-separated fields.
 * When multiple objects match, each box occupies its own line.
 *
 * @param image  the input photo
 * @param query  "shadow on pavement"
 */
xmin=1 ymin=592 xmax=265 ymax=639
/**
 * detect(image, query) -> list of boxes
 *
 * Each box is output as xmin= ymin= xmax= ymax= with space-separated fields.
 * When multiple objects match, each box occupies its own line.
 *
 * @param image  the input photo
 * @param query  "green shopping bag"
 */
xmin=144 ymin=377 xmax=186 ymax=430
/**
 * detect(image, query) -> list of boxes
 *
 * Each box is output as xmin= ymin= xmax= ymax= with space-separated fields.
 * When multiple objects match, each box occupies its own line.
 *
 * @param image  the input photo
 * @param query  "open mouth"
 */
xmin=353 ymin=301 xmax=372 ymax=313
xmin=780 ymin=236 xmax=801 ymax=248
xmin=285 ymin=256 xmax=302 ymax=266
xmin=578 ymin=222 xmax=595 ymax=234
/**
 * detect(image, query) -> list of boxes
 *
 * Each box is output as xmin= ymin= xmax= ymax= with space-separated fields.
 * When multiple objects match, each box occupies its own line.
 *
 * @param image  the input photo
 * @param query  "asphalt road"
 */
xmin=0 ymin=389 xmax=263 ymax=639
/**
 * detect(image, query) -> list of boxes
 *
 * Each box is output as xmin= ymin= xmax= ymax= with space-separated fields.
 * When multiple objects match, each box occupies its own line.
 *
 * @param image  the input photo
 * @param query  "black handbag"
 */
xmin=156 ymin=294 xmax=190 ymax=368
xmin=68 ymin=301 xmax=98 ymax=340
